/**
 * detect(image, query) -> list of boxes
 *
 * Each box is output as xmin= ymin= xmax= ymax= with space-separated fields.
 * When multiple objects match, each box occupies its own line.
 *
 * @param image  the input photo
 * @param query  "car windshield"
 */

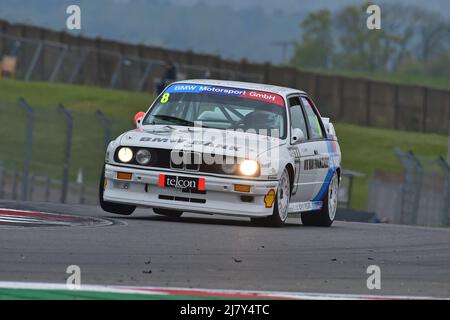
xmin=143 ymin=84 xmax=287 ymax=139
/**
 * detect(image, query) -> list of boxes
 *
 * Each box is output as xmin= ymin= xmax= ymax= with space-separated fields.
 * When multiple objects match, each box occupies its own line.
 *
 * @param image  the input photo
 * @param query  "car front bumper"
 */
xmin=103 ymin=164 xmax=279 ymax=217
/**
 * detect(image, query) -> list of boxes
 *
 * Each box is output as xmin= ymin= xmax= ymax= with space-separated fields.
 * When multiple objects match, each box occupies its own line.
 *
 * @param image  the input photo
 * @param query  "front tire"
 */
xmin=99 ymin=167 xmax=136 ymax=215
xmin=153 ymin=208 xmax=183 ymax=218
xmin=251 ymin=168 xmax=291 ymax=227
xmin=301 ymin=171 xmax=338 ymax=227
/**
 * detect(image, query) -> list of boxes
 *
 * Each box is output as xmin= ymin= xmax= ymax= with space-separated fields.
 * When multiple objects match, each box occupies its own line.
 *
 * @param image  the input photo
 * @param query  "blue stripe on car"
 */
xmin=311 ymin=140 xmax=336 ymax=202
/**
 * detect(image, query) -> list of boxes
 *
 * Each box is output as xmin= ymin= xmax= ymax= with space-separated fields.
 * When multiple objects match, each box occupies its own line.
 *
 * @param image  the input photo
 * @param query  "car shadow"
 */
xmin=116 ymin=214 xmax=304 ymax=229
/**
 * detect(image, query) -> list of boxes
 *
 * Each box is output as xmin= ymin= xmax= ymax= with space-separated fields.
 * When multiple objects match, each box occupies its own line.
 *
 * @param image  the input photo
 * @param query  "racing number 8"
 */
xmin=161 ymin=93 xmax=170 ymax=104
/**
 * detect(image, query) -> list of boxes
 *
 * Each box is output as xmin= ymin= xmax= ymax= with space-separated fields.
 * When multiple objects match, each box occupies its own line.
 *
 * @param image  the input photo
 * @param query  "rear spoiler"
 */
xmin=321 ymin=117 xmax=338 ymax=141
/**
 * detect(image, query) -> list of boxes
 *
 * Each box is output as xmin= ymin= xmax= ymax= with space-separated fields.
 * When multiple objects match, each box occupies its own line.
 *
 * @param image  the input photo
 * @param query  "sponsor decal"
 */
xmin=158 ymin=174 xmax=205 ymax=191
xmin=304 ymin=157 xmax=330 ymax=170
xmin=160 ymin=93 xmax=170 ymax=103
xmin=165 ymin=84 xmax=285 ymax=106
xmin=140 ymin=136 xmax=240 ymax=151
xmin=264 ymin=189 xmax=276 ymax=208
xmin=288 ymin=201 xmax=323 ymax=213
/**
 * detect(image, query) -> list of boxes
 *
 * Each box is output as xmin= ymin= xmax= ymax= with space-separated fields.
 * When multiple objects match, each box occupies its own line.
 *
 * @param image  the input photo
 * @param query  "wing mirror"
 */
xmin=134 ymin=111 xmax=146 ymax=127
xmin=291 ymin=128 xmax=305 ymax=144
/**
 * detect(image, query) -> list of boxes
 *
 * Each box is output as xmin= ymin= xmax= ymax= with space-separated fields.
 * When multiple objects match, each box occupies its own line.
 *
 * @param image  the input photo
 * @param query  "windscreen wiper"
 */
xmin=151 ymin=115 xmax=194 ymax=126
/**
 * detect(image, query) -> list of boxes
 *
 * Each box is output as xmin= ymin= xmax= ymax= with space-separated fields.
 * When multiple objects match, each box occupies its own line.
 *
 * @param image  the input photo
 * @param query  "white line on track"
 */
xmin=0 ymin=216 xmax=70 ymax=225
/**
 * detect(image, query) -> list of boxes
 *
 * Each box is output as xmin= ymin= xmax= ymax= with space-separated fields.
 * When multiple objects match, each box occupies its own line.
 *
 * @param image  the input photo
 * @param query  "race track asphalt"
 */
xmin=0 ymin=200 xmax=449 ymax=298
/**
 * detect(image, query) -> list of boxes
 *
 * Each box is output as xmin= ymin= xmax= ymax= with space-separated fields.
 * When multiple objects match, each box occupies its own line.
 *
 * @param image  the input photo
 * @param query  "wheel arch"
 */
xmin=285 ymin=163 xmax=295 ymax=193
xmin=335 ymin=167 xmax=341 ymax=184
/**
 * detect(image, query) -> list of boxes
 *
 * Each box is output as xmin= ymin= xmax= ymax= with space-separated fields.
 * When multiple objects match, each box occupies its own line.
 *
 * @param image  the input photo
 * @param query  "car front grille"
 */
xmin=115 ymin=147 xmax=241 ymax=176
xmin=158 ymin=195 xmax=206 ymax=204
xmin=170 ymin=150 xmax=201 ymax=171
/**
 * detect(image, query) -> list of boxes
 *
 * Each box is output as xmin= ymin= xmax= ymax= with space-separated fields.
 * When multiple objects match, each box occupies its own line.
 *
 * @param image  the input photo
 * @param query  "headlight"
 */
xmin=239 ymin=160 xmax=259 ymax=176
xmin=117 ymin=147 xmax=133 ymax=163
xmin=221 ymin=163 xmax=237 ymax=174
xmin=136 ymin=149 xmax=151 ymax=165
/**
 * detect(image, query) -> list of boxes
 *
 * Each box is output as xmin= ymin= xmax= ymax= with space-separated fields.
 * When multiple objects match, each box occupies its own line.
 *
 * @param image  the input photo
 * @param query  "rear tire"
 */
xmin=99 ymin=167 xmax=136 ymax=215
xmin=153 ymin=208 xmax=183 ymax=218
xmin=301 ymin=171 xmax=338 ymax=227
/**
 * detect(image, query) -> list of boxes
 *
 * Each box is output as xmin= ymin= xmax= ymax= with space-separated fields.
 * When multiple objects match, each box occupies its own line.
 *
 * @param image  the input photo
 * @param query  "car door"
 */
xmin=300 ymin=96 xmax=331 ymax=202
xmin=287 ymin=96 xmax=317 ymax=202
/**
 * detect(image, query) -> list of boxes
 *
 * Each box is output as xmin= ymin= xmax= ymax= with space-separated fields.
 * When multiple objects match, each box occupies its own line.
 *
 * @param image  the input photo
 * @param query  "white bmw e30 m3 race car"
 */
xmin=99 ymin=79 xmax=341 ymax=227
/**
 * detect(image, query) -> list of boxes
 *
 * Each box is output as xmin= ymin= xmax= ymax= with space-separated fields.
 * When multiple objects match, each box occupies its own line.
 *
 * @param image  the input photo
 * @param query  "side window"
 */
xmin=301 ymin=97 xmax=324 ymax=139
xmin=288 ymin=97 xmax=308 ymax=140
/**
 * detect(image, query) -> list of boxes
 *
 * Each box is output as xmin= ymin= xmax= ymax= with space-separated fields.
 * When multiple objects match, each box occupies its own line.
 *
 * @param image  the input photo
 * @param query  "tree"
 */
xmin=290 ymin=2 xmax=450 ymax=77
xmin=414 ymin=11 xmax=450 ymax=63
xmin=334 ymin=2 xmax=396 ymax=72
xmin=290 ymin=9 xmax=334 ymax=69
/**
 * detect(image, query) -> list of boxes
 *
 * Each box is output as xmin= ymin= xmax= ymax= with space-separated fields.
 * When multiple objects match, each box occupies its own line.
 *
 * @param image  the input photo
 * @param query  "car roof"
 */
xmin=171 ymin=79 xmax=306 ymax=97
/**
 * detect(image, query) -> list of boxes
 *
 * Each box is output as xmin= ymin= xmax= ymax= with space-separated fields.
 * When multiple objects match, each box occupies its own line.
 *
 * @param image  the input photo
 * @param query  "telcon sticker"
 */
xmin=158 ymin=174 xmax=205 ymax=191
xmin=165 ymin=84 xmax=285 ymax=106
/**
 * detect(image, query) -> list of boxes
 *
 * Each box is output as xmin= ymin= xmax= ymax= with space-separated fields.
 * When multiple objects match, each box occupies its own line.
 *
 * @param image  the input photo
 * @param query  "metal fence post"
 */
xmin=346 ymin=176 xmax=353 ymax=209
xmin=58 ymin=104 xmax=73 ymax=204
xmin=68 ymin=48 xmax=90 ymax=84
xmin=437 ymin=156 xmax=450 ymax=225
xmin=12 ymin=172 xmax=18 ymax=200
xmin=394 ymin=85 xmax=399 ymax=130
xmin=49 ymin=46 xmax=68 ymax=82
xmin=407 ymin=151 xmax=423 ymax=225
xmin=0 ymin=161 xmax=4 ymax=199
xmin=394 ymin=148 xmax=423 ymax=225
xmin=45 ymin=176 xmax=51 ymax=202
xmin=95 ymin=110 xmax=112 ymax=149
xmin=79 ymin=181 xmax=85 ymax=204
xmin=110 ymin=55 xmax=123 ymax=89
xmin=29 ymin=174 xmax=34 ymax=201
xmin=19 ymin=97 xmax=34 ymax=201
xmin=77 ymin=168 xmax=85 ymax=205
xmin=137 ymin=62 xmax=154 ymax=92
xmin=25 ymin=42 xmax=43 ymax=81
xmin=447 ymin=121 xmax=450 ymax=165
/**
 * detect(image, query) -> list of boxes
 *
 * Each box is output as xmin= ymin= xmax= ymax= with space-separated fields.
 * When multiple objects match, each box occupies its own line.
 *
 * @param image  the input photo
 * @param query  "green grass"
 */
xmin=0 ymin=78 xmax=448 ymax=210
xmin=0 ymin=78 xmax=153 ymax=118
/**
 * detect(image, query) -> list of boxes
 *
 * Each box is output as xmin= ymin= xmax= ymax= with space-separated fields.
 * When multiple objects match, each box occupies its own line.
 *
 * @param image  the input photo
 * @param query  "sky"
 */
xmin=171 ymin=0 xmax=450 ymax=17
